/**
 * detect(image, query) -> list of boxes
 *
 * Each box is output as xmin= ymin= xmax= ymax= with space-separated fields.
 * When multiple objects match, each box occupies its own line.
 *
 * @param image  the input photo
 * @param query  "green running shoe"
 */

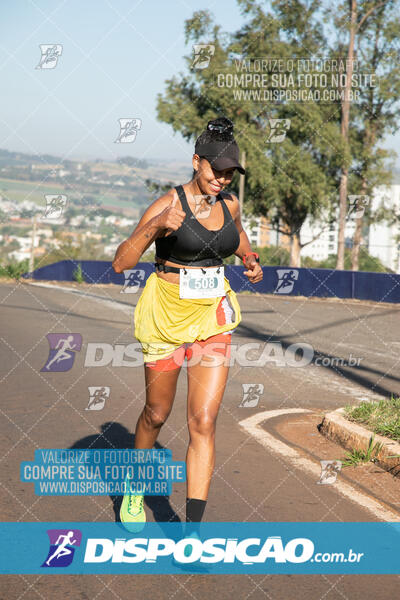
xmin=120 ymin=476 xmax=146 ymax=533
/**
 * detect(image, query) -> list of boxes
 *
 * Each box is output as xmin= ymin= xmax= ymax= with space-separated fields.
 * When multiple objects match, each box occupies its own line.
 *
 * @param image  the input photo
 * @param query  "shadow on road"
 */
xmin=236 ymin=320 xmax=400 ymax=399
xmin=69 ymin=421 xmax=182 ymax=528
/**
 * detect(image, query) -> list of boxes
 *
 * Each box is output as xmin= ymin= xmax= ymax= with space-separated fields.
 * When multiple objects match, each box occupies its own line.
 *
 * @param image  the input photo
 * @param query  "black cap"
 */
xmin=195 ymin=140 xmax=245 ymax=175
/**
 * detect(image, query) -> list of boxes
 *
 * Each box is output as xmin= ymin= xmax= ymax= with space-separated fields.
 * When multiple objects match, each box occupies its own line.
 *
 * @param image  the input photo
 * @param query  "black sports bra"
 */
xmin=155 ymin=185 xmax=240 ymax=267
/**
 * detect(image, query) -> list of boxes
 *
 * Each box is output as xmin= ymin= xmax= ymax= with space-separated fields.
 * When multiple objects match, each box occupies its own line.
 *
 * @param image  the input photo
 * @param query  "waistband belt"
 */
xmin=154 ymin=262 xmax=223 ymax=274
xmin=154 ymin=263 xmax=181 ymax=274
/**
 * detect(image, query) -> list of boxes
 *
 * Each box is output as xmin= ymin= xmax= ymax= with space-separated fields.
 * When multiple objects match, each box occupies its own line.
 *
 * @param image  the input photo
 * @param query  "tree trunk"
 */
xmin=336 ymin=0 xmax=357 ymax=270
xmin=351 ymin=179 xmax=368 ymax=270
xmin=352 ymin=14 xmax=381 ymax=271
xmin=351 ymin=209 xmax=363 ymax=271
xmin=290 ymin=231 xmax=301 ymax=267
xmin=337 ymin=169 xmax=349 ymax=269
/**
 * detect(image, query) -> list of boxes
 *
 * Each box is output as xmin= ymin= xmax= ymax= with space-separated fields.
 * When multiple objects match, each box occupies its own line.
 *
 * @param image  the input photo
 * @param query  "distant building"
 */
xmin=70 ymin=216 xmax=85 ymax=227
xmin=288 ymin=183 xmax=399 ymax=271
xmin=35 ymin=228 xmax=53 ymax=238
xmin=85 ymin=232 xmax=102 ymax=240
xmin=58 ymin=169 xmax=70 ymax=177
xmin=300 ymin=218 xmax=354 ymax=262
xmin=299 ymin=185 xmax=399 ymax=270
xmin=9 ymin=248 xmax=30 ymax=261
xmin=119 ymin=217 xmax=135 ymax=227
xmin=368 ymin=184 xmax=400 ymax=272
xmin=242 ymin=215 xmax=273 ymax=247
xmin=103 ymin=244 xmax=117 ymax=256
xmin=9 ymin=246 xmax=45 ymax=261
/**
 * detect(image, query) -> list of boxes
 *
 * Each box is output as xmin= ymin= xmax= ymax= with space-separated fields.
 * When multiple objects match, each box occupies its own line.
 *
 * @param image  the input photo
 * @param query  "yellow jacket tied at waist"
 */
xmin=134 ymin=272 xmax=242 ymax=362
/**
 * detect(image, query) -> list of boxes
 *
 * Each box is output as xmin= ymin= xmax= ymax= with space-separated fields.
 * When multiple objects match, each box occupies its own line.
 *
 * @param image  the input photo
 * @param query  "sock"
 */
xmin=185 ymin=497 xmax=207 ymax=535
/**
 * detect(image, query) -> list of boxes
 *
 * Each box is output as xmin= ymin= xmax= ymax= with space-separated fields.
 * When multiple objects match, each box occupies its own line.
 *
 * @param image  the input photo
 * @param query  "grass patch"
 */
xmin=340 ymin=435 xmax=384 ymax=467
xmin=344 ymin=396 xmax=400 ymax=443
xmin=72 ymin=263 xmax=85 ymax=283
xmin=0 ymin=260 xmax=30 ymax=279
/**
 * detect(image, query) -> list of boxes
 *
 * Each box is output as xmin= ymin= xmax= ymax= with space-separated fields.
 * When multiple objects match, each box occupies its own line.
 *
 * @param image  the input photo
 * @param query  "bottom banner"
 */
xmin=1 ymin=522 xmax=399 ymax=574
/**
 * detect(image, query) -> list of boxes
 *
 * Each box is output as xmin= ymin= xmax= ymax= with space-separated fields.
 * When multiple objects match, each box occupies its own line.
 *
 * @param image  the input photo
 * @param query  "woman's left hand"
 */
xmin=243 ymin=258 xmax=263 ymax=284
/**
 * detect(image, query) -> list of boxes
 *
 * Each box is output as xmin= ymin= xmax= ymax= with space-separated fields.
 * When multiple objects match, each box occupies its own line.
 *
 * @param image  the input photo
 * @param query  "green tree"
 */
xmin=326 ymin=0 xmax=399 ymax=270
xmin=349 ymin=1 xmax=400 ymax=270
xmin=318 ymin=248 xmax=391 ymax=272
xmin=157 ymin=3 xmax=343 ymax=267
xmin=144 ymin=179 xmax=177 ymax=198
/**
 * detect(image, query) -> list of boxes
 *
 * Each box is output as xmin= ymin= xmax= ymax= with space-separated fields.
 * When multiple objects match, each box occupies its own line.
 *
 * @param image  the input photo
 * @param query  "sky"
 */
xmin=0 ymin=0 xmax=399 ymax=168
xmin=0 ymin=0 xmax=244 ymax=165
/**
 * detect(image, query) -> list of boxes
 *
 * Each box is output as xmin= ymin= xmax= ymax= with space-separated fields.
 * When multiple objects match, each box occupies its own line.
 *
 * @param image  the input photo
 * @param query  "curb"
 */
xmin=240 ymin=409 xmax=400 ymax=521
xmin=320 ymin=407 xmax=400 ymax=477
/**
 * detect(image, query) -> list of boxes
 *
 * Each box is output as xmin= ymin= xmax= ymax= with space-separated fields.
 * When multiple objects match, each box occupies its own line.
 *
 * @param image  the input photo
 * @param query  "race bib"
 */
xmin=179 ymin=266 xmax=225 ymax=299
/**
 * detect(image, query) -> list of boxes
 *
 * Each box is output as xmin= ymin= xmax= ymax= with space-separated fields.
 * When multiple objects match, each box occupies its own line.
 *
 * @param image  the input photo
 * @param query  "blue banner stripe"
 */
xmin=1 ymin=522 xmax=399 ymax=574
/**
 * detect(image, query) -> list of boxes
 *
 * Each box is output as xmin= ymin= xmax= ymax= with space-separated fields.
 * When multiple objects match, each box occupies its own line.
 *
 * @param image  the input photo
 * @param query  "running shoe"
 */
xmin=172 ymin=529 xmax=209 ymax=572
xmin=120 ymin=476 xmax=146 ymax=533
xmin=183 ymin=528 xmax=201 ymax=558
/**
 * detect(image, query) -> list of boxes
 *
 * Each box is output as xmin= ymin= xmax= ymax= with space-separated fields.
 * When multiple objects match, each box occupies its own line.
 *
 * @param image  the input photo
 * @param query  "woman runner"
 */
xmin=112 ymin=117 xmax=263 ymax=539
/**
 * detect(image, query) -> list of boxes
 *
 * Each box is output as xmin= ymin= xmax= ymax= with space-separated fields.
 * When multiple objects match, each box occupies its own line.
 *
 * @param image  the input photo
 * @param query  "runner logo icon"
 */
xmin=239 ymin=383 xmax=264 ymax=407
xmin=86 ymin=386 xmax=110 ymax=410
xmin=36 ymin=44 xmax=63 ymax=69
xmin=41 ymin=333 xmax=82 ymax=372
xmin=266 ymin=119 xmax=291 ymax=143
xmin=191 ymin=44 xmax=215 ymax=69
xmin=114 ymin=118 xmax=142 ymax=143
xmin=42 ymin=194 xmax=68 ymax=219
xmin=317 ymin=460 xmax=342 ymax=485
xmin=41 ymin=529 xmax=82 ymax=567
xmin=347 ymin=195 xmax=369 ymax=220
xmin=121 ymin=269 xmax=146 ymax=293
xmin=274 ymin=269 xmax=299 ymax=294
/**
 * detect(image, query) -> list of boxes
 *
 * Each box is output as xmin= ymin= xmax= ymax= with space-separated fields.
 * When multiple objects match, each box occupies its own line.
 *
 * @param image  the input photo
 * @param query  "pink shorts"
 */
xmin=145 ymin=332 xmax=232 ymax=371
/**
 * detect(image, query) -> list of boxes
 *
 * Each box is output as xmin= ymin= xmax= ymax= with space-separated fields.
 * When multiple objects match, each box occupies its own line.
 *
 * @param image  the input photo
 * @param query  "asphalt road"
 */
xmin=1 ymin=279 xmax=399 ymax=599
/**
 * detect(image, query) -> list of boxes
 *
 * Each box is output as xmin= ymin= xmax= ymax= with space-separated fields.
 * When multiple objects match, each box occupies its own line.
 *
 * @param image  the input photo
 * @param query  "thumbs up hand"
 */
xmin=156 ymin=194 xmax=186 ymax=234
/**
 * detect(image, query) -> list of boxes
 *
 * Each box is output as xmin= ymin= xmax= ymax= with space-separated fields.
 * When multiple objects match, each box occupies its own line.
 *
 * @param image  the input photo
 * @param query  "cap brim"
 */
xmin=207 ymin=156 xmax=245 ymax=175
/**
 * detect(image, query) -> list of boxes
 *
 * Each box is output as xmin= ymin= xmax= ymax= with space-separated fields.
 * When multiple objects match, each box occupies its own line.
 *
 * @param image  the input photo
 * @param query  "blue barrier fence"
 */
xmin=23 ymin=260 xmax=400 ymax=303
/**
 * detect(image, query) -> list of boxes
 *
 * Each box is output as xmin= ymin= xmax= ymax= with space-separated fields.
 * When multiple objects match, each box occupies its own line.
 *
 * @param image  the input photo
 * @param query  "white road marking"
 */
xmin=291 ymin=365 xmax=384 ymax=403
xmin=26 ymin=281 xmax=132 ymax=314
xmin=239 ymin=408 xmax=400 ymax=522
